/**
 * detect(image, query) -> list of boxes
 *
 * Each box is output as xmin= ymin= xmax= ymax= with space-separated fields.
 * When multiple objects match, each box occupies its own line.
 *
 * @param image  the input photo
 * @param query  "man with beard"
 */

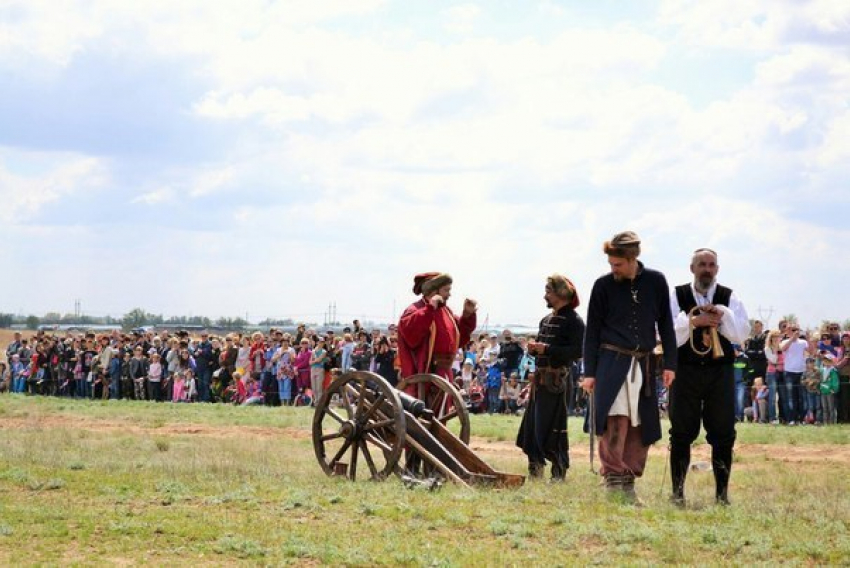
xmin=516 ymin=275 xmax=584 ymax=480
xmin=582 ymin=231 xmax=677 ymax=504
xmin=397 ymin=272 xmax=477 ymax=475
xmin=669 ymin=248 xmax=750 ymax=506
xmin=397 ymin=272 xmax=477 ymax=387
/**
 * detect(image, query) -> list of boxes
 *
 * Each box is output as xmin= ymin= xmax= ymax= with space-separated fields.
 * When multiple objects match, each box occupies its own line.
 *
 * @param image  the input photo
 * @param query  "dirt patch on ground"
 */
xmin=0 ymin=414 xmax=312 ymax=441
xmin=5 ymin=411 xmax=846 ymax=466
xmin=468 ymin=437 xmax=850 ymax=465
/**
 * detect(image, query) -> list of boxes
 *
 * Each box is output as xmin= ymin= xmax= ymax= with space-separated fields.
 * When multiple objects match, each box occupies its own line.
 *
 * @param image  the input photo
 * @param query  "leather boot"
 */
xmin=604 ymin=473 xmax=623 ymax=493
xmin=669 ymin=443 xmax=690 ymax=506
xmin=712 ymin=446 xmax=733 ymax=505
xmin=621 ymin=473 xmax=643 ymax=507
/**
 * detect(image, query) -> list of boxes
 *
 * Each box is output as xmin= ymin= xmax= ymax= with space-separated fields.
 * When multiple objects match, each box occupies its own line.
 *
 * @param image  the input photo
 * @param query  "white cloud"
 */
xmin=442 ymin=4 xmax=482 ymax=34
xmin=658 ymin=0 xmax=850 ymax=50
xmin=0 ymin=1 xmax=103 ymax=68
xmin=1 ymin=1 xmax=849 ymax=326
xmin=188 ymin=166 xmax=237 ymax=198
xmin=0 ymin=149 xmax=107 ymax=222
xmin=131 ymin=187 xmax=174 ymax=205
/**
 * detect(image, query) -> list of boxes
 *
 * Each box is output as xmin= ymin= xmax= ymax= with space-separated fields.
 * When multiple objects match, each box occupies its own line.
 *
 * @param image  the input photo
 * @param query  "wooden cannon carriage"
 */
xmin=312 ymin=371 xmax=525 ymax=488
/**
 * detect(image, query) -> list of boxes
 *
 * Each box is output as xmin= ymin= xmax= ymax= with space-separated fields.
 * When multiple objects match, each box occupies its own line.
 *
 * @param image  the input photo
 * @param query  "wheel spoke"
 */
xmin=329 ymin=438 xmax=352 ymax=469
xmin=341 ymin=386 xmax=355 ymax=418
xmin=356 ymin=380 xmax=367 ymax=416
xmin=321 ymin=430 xmax=344 ymax=442
xmin=363 ymin=418 xmax=397 ymax=432
xmin=360 ymin=392 xmax=387 ymax=422
xmin=439 ymin=409 xmax=459 ymax=423
xmin=349 ymin=441 xmax=359 ymax=480
xmin=364 ymin=432 xmax=393 ymax=454
xmin=325 ymin=407 xmax=347 ymax=425
xmin=437 ymin=394 xmax=450 ymax=418
xmin=360 ymin=440 xmax=379 ymax=478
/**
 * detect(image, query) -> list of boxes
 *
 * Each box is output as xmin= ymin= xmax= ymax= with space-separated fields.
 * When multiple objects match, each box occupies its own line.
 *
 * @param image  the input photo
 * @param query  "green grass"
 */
xmin=1 ymin=395 xmax=848 ymax=565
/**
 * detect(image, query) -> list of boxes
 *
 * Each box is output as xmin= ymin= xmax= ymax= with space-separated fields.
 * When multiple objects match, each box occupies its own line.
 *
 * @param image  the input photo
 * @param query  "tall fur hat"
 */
xmin=413 ymin=272 xmax=452 ymax=296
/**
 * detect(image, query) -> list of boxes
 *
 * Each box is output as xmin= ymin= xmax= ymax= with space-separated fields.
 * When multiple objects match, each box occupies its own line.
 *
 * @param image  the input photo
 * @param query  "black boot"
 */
xmin=669 ymin=444 xmax=690 ymax=506
xmin=550 ymin=457 xmax=568 ymax=481
xmin=712 ymin=446 xmax=733 ymax=505
xmin=528 ymin=461 xmax=544 ymax=479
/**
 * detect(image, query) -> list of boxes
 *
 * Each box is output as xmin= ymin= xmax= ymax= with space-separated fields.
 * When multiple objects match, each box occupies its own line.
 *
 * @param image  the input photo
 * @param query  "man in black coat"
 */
xmin=582 ymin=231 xmax=677 ymax=503
xmin=516 ymin=274 xmax=585 ymax=481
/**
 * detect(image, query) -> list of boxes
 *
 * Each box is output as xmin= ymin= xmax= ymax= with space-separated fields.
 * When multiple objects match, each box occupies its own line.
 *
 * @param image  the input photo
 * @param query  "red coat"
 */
xmin=397 ymin=299 xmax=476 ymax=381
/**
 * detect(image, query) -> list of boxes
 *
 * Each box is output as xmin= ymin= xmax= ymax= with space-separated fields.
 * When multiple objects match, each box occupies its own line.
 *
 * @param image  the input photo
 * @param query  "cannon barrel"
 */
xmin=397 ymin=390 xmax=433 ymax=419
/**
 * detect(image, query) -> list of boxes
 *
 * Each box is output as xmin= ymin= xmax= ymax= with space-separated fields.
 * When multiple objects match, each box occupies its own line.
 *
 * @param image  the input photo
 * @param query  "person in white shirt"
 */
xmin=780 ymin=325 xmax=810 ymax=424
xmin=668 ymin=248 xmax=750 ymax=506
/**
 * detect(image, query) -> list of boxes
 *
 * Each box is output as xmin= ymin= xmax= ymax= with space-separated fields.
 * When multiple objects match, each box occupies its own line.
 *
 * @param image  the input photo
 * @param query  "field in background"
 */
xmin=1 ymin=396 xmax=848 ymax=565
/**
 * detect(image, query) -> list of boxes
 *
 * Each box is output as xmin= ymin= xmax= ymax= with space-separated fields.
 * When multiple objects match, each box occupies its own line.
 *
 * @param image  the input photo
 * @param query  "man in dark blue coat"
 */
xmin=582 ymin=231 xmax=677 ymax=503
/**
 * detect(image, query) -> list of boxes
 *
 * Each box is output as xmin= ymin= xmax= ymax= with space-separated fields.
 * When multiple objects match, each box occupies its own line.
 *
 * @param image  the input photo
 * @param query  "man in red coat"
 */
xmin=398 ymin=272 xmax=477 ymax=389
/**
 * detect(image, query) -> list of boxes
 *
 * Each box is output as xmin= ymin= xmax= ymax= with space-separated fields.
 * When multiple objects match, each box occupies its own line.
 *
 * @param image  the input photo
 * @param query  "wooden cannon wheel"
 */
xmin=312 ymin=371 xmax=406 ymax=481
xmin=397 ymin=373 xmax=470 ymax=444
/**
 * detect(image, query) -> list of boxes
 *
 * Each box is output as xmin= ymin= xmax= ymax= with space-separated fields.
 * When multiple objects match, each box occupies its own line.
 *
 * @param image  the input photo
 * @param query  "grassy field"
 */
xmin=1 ymin=395 xmax=849 ymax=566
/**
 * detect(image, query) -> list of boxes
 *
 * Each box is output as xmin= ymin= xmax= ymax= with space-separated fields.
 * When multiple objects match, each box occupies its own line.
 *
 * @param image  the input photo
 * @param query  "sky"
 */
xmin=1 ymin=0 xmax=849 ymax=330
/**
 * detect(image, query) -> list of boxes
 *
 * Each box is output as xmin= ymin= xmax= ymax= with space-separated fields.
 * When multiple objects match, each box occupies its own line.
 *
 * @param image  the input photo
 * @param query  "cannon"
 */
xmin=312 ymin=371 xmax=524 ymax=488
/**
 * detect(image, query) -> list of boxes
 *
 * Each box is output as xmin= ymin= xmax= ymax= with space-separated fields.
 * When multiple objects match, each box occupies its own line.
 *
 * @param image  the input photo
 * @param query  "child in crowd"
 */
xmin=147 ymin=351 xmax=163 ymax=402
xmin=223 ymin=370 xmax=243 ymax=404
xmin=242 ymin=373 xmax=264 ymax=406
xmin=801 ymin=357 xmax=821 ymax=424
xmin=274 ymin=338 xmax=295 ymax=406
xmin=486 ymin=358 xmax=503 ymax=414
xmin=10 ymin=354 xmax=25 ymax=393
xmin=499 ymin=373 xmax=521 ymax=414
xmin=819 ymin=353 xmax=840 ymax=425
xmin=752 ymin=377 xmax=769 ymax=423
xmin=179 ymin=370 xmax=197 ymax=403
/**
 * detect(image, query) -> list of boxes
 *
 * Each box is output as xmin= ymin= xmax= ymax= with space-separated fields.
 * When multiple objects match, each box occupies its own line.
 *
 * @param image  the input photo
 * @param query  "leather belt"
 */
xmin=601 ymin=343 xmax=650 ymax=358
xmin=600 ymin=343 xmax=652 ymax=395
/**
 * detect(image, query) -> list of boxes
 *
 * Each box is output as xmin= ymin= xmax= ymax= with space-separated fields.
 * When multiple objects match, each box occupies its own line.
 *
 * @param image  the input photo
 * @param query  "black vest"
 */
xmin=676 ymin=284 xmax=734 ymax=366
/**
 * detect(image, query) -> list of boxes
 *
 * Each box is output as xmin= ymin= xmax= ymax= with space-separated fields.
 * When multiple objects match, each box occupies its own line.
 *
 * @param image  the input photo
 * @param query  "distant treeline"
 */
xmin=0 ymin=309 xmax=306 ymax=332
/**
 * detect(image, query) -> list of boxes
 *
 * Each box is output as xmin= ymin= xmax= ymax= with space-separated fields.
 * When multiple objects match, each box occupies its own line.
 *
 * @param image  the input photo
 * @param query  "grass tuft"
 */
xmin=213 ymin=535 xmax=267 ymax=558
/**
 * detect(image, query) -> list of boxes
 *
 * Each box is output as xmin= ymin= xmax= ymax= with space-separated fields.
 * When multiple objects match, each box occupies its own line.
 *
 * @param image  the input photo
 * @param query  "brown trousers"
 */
xmin=598 ymin=415 xmax=649 ymax=477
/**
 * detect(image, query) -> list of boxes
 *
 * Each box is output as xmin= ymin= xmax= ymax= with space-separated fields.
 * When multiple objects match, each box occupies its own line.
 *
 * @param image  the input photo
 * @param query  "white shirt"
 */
xmin=671 ymin=282 xmax=750 ymax=348
xmin=780 ymin=338 xmax=808 ymax=373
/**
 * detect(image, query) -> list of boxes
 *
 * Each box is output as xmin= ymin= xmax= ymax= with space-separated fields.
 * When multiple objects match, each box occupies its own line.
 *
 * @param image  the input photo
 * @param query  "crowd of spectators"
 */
xmin=2 ymin=318 xmax=849 ymax=425
xmin=733 ymin=320 xmax=850 ymax=425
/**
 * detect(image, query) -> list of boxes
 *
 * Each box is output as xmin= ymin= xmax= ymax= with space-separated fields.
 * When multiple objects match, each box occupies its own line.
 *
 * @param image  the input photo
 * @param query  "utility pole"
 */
xmin=757 ymin=305 xmax=774 ymax=329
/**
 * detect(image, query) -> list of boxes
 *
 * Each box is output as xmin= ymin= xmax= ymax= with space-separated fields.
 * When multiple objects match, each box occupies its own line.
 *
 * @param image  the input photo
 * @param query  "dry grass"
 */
xmin=1 ymin=395 xmax=849 ymax=565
